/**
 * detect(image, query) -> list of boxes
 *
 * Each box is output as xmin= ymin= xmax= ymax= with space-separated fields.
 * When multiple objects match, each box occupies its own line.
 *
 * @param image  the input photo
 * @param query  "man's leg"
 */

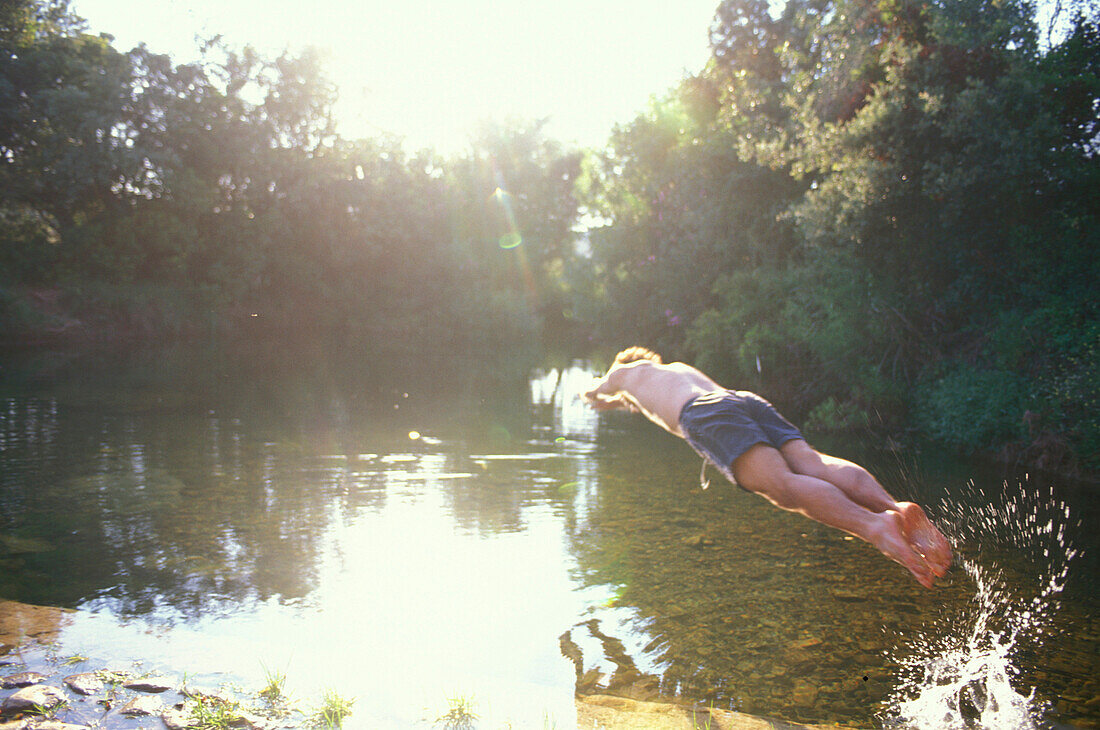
xmin=778 ymin=439 xmax=952 ymax=575
xmin=732 ymin=443 xmax=936 ymax=588
xmin=779 ymin=439 xmax=896 ymax=511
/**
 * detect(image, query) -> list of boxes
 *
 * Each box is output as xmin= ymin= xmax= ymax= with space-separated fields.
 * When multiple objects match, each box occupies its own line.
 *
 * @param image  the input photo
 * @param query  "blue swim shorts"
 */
xmin=678 ymin=390 xmax=803 ymax=486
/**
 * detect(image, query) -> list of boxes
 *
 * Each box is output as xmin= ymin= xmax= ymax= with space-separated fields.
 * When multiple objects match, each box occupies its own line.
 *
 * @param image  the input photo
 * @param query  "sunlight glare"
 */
xmin=69 ymin=0 xmax=720 ymax=153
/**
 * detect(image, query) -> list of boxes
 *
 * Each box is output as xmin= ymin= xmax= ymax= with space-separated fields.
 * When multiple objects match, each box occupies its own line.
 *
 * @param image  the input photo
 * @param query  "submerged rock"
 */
xmin=0 ymin=535 xmax=54 ymax=555
xmin=681 ymin=533 xmax=715 ymax=548
xmin=792 ymin=680 xmax=819 ymax=707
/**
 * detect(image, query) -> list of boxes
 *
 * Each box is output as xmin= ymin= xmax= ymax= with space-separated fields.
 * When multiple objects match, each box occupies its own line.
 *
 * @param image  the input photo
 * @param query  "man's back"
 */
xmin=592 ymin=359 xmax=722 ymax=436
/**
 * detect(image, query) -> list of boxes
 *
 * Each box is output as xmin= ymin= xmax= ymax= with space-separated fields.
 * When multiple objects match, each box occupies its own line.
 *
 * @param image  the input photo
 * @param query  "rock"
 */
xmin=0 ymin=673 xmax=46 ymax=689
xmin=161 ymin=706 xmax=190 ymax=730
xmin=681 ymin=533 xmax=714 ymax=548
xmin=1 ymin=685 xmax=67 ymax=716
xmin=0 ymin=535 xmax=54 ymax=555
xmin=95 ymin=670 xmax=130 ymax=685
xmin=577 ymin=668 xmax=604 ymax=693
xmin=0 ymin=600 xmax=73 ymax=646
xmin=829 ymin=589 xmax=864 ymax=603
xmin=62 ymin=673 xmax=103 ymax=696
xmin=1066 ymin=720 xmax=1100 ymax=730
xmin=123 ymin=676 xmax=173 ymax=693
xmin=26 ymin=722 xmax=90 ymax=729
xmin=577 ymin=694 xmax=809 ymax=730
xmin=226 ymin=710 xmax=269 ymax=729
xmin=118 ymin=694 xmax=163 ymax=716
xmin=792 ymin=680 xmax=819 ymax=707
xmin=0 ymin=720 xmax=28 ymax=729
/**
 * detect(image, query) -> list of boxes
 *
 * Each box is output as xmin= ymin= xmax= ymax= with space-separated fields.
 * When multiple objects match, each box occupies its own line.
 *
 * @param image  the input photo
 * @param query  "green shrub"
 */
xmin=914 ymin=365 xmax=1028 ymax=449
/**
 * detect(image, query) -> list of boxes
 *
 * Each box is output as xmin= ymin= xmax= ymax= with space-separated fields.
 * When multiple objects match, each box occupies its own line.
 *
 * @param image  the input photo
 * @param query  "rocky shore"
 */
xmin=0 ymin=648 xmax=282 ymax=730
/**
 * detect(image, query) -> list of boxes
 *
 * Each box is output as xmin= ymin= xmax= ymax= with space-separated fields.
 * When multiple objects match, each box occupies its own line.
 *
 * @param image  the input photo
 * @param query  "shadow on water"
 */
xmin=0 ymin=337 xmax=1097 ymax=728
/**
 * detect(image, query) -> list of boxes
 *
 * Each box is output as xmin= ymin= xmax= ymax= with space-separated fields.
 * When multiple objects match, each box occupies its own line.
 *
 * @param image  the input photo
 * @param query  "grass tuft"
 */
xmin=308 ymin=688 xmax=355 ymax=728
xmin=435 ymin=693 xmax=479 ymax=729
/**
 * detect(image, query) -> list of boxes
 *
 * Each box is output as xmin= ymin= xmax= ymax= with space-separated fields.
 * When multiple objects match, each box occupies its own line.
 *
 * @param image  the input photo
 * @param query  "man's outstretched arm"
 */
xmin=581 ymin=371 xmax=635 ymax=411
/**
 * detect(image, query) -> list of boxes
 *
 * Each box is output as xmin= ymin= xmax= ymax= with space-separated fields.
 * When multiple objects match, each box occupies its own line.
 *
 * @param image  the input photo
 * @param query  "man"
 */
xmin=581 ymin=346 xmax=952 ymax=588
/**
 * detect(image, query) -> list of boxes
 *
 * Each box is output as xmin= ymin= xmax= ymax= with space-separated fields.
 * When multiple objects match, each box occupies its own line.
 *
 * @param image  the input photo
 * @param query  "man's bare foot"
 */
xmin=871 ymin=511 xmax=936 ymax=589
xmin=897 ymin=502 xmax=953 ymax=577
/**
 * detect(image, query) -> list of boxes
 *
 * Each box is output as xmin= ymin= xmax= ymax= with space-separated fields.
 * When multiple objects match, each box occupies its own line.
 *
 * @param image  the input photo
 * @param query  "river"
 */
xmin=0 ymin=338 xmax=1096 ymax=728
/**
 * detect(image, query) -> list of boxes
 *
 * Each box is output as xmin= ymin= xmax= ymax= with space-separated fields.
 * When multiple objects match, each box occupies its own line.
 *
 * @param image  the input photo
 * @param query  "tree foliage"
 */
xmin=0 ymin=0 xmax=581 ymax=348
xmin=575 ymin=0 xmax=1099 ymax=470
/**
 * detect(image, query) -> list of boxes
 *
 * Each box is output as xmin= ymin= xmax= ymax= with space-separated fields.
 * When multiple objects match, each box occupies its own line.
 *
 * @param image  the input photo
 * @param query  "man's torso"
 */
xmin=614 ymin=361 xmax=722 ymax=437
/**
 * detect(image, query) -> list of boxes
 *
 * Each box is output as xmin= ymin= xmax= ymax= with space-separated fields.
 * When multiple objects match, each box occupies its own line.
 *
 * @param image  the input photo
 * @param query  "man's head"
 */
xmin=613 ymin=346 xmax=662 ymax=365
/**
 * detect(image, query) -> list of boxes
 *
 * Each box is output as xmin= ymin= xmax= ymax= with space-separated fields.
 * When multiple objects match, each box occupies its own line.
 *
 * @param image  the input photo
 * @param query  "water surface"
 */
xmin=0 ymin=339 xmax=1096 ymax=728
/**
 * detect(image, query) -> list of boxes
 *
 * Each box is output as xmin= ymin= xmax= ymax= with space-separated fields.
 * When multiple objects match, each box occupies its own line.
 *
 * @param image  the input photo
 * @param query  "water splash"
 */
xmin=884 ymin=478 xmax=1080 ymax=730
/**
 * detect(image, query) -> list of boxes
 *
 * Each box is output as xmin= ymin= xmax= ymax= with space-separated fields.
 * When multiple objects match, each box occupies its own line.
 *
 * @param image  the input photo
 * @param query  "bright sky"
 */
xmin=70 ymin=0 xmax=721 ymax=154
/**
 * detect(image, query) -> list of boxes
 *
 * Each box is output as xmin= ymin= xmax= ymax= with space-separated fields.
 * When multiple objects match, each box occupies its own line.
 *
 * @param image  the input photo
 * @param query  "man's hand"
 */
xmin=582 ymin=387 xmax=632 ymax=411
xmin=584 ymin=393 xmax=625 ymax=410
xmin=581 ymin=372 xmax=634 ymax=412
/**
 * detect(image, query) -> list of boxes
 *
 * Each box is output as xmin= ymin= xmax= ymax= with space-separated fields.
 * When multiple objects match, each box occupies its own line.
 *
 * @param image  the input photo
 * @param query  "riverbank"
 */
xmin=1 ymin=600 xmax=857 ymax=730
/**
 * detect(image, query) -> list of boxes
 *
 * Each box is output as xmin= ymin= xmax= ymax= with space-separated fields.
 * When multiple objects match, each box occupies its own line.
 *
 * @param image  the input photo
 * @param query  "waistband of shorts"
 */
xmin=678 ymin=389 xmax=733 ymax=425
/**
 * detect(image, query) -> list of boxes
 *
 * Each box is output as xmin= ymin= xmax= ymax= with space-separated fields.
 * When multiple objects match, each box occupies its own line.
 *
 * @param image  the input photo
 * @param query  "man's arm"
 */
xmin=581 ymin=370 xmax=636 ymax=412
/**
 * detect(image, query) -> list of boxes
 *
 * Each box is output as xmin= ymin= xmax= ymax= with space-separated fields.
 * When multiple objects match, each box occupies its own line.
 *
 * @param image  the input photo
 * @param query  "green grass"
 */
xmin=258 ymin=662 xmax=288 ymax=704
xmin=28 ymin=699 xmax=68 ymax=720
xmin=435 ymin=694 xmax=479 ymax=729
xmin=691 ymin=703 xmax=714 ymax=729
xmin=308 ymin=688 xmax=356 ymax=728
xmin=188 ymin=694 xmax=244 ymax=730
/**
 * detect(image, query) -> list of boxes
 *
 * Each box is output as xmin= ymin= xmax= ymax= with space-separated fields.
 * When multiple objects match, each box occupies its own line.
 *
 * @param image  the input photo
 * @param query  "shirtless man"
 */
xmin=582 ymin=346 xmax=952 ymax=588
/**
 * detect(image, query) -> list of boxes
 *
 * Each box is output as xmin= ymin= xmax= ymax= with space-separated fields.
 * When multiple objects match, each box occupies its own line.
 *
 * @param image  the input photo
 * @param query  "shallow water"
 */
xmin=0 ymin=340 xmax=1097 ymax=728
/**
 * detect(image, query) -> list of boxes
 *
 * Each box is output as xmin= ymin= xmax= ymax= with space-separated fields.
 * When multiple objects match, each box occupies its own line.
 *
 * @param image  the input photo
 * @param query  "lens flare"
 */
xmin=491 ymin=185 xmax=523 ymax=250
xmin=488 ymin=171 xmax=538 ymax=308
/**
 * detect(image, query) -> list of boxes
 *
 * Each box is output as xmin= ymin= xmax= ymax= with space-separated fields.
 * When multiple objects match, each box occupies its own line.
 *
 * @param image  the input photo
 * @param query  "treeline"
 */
xmin=0 ymin=0 xmax=582 ymax=349
xmin=574 ymin=0 xmax=1099 ymax=472
xmin=1 ymin=0 xmax=1097 ymax=470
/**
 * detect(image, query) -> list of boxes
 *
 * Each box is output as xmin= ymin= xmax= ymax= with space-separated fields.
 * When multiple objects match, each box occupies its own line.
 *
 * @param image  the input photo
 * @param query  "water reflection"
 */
xmin=0 ymin=341 xmax=1097 ymax=728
